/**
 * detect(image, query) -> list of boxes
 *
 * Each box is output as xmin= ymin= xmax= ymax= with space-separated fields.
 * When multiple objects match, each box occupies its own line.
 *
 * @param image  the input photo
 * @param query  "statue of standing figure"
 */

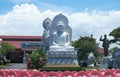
xmin=100 ymin=34 xmax=110 ymax=56
xmin=42 ymin=18 xmax=52 ymax=51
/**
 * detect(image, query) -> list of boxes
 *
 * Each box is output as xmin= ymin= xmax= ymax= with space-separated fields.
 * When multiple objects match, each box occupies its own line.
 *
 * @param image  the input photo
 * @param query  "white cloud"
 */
xmin=0 ymin=3 xmax=61 ymax=36
xmin=0 ymin=3 xmax=120 ymax=48
xmin=68 ymin=11 xmax=120 ymax=40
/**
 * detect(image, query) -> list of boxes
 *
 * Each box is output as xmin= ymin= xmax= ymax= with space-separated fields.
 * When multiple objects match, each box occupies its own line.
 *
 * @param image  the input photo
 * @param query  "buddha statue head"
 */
xmin=52 ymin=13 xmax=68 ymax=28
xmin=56 ymin=21 xmax=65 ymax=32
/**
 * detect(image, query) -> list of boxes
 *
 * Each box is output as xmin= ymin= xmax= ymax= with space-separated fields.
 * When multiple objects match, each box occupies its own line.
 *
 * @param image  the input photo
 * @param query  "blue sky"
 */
xmin=0 ymin=0 xmax=120 ymax=14
xmin=0 ymin=0 xmax=120 ymax=48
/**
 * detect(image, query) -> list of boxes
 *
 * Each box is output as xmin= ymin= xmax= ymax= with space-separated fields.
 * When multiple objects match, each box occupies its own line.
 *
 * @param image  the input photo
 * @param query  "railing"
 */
xmin=0 ymin=69 xmax=120 ymax=77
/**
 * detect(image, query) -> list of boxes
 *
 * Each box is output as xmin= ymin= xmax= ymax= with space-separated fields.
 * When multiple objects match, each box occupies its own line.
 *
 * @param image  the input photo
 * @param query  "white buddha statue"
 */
xmin=44 ymin=14 xmax=78 ymax=65
xmin=49 ymin=14 xmax=74 ymax=51
xmin=51 ymin=21 xmax=70 ymax=46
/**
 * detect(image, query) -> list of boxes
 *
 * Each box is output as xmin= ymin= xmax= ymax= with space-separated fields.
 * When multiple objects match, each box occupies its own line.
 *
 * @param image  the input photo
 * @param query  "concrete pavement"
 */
xmin=4 ymin=63 xmax=27 ymax=69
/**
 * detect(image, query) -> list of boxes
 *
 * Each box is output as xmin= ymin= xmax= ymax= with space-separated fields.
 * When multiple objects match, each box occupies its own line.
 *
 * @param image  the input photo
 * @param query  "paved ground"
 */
xmin=4 ymin=63 xmax=27 ymax=69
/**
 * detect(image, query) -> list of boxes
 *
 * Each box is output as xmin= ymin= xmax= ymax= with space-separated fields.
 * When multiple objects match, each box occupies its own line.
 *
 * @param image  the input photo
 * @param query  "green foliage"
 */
xmin=27 ymin=48 xmax=46 ymax=70
xmin=110 ymin=47 xmax=120 ymax=52
xmin=0 ymin=42 xmax=15 ymax=65
xmin=0 ymin=42 xmax=15 ymax=56
xmin=41 ymin=66 xmax=100 ymax=71
xmin=72 ymin=41 xmax=77 ymax=48
xmin=0 ymin=65 xmax=5 ymax=69
xmin=109 ymin=27 xmax=120 ymax=45
xmin=109 ymin=27 xmax=120 ymax=39
xmin=73 ymin=36 xmax=99 ymax=60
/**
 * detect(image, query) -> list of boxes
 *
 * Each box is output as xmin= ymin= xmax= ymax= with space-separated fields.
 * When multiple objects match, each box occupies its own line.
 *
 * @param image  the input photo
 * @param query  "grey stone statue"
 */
xmin=42 ymin=18 xmax=52 ymax=51
xmin=100 ymin=34 xmax=109 ymax=56
xmin=49 ymin=13 xmax=74 ymax=51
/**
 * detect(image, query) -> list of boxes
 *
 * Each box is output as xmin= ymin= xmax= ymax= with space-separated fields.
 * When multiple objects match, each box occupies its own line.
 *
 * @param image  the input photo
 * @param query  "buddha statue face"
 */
xmin=45 ymin=21 xmax=51 ymax=30
xmin=43 ymin=18 xmax=52 ymax=30
xmin=56 ymin=21 xmax=65 ymax=32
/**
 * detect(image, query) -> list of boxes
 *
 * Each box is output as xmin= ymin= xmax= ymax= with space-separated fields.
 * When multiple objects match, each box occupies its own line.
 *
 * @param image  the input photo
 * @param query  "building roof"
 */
xmin=0 ymin=35 xmax=42 ymax=40
xmin=3 ymin=41 xmax=21 ymax=49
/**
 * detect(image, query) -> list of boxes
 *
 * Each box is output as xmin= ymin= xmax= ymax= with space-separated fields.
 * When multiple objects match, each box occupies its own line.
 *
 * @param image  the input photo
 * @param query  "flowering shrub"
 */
xmin=27 ymin=48 xmax=46 ymax=70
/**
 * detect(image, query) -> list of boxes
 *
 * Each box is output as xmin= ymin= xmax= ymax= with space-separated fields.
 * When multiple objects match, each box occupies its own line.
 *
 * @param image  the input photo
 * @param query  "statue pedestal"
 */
xmin=46 ymin=50 xmax=78 ymax=65
xmin=49 ymin=46 xmax=75 ymax=51
xmin=100 ymin=56 xmax=111 ymax=69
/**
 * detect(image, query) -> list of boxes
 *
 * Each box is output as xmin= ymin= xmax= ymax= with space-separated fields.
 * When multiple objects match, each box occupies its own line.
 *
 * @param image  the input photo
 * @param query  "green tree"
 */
xmin=109 ymin=27 xmax=120 ymax=45
xmin=27 ymin=48 xmax=46 ymax=70
xmin=73 ymin=36 xmax=99 ymax=62
xmin=110 ymin=47 xmax=120 ymax=52
xmin=0 ymin=42 xmax=15 ymax=64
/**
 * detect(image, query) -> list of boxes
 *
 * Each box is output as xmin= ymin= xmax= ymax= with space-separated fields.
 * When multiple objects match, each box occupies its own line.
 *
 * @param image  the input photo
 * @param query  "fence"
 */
xmin=0 ymin=69 xmax=120 ymax=77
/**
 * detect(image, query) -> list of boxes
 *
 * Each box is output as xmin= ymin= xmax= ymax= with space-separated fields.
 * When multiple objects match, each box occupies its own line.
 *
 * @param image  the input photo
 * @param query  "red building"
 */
xmin=0 ymin=35 xmax=43 ymax=63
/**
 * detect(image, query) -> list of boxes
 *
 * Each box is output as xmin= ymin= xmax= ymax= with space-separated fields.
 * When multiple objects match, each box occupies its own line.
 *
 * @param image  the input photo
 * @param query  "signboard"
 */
xmin=21 ymin=42 xmax=43 ymax=50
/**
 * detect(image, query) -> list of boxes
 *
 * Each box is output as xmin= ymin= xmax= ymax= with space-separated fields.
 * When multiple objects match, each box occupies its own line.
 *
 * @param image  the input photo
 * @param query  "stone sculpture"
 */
xmin=42 ymin=13 xmax=78 ymax=65
xmin=42 ymin=18 xmax=52 ymax=51
xmin=49 ymin=13 xmax=74 ymax=51
xmin=100 ymin=34 xmax=109 ymax=56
